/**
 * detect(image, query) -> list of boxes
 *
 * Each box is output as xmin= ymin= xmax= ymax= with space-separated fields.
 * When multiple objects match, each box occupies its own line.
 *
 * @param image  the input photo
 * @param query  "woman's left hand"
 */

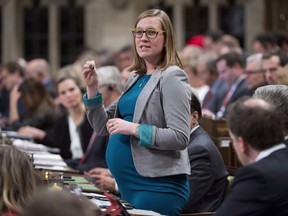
xmin=107 ymin=118 xmax=139 ymax=136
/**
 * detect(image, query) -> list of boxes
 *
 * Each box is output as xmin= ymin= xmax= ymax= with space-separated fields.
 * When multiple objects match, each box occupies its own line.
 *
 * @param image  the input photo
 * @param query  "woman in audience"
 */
xmin=18 ymin=77 xmax=93 ymax=161
xmin=0 ymin=146 xmax=36 ymax=216
xmin=8 ymin=78 xmax=58 ymax=132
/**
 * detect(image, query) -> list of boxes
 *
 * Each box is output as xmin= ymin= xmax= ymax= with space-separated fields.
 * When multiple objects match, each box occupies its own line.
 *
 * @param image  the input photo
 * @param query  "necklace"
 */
xmin=138 ymin=75 xmax=149 ymax=88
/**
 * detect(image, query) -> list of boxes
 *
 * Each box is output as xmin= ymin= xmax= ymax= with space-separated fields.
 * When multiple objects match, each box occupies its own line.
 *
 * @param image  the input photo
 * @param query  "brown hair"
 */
xmin=18 ymin=78 xmax=56 ymax=118
xmin=1 ymin=61 xmax=25 ymax=77
xmin=129 ymin=9 xmax=182 ymax=75
xmin=0 ymin=146 xmax=36 ymax=214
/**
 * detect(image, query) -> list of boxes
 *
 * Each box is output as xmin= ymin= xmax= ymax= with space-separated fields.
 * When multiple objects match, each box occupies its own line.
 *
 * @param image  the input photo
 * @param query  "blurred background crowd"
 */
xmin=0 ymin=1 xmax=288 ymax=215
xmin=1 ymin=0 xmax=288 ymax=163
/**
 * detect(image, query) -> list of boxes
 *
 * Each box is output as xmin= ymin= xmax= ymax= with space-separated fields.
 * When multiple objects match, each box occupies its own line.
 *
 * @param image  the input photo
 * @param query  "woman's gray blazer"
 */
xmin=86 ymin=66 xmax=191 ymax=177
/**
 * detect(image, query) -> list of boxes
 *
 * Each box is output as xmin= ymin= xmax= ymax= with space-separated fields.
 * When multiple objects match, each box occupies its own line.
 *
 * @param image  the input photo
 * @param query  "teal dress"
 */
xmin=106 ymin=75 xmax=189 ymax=216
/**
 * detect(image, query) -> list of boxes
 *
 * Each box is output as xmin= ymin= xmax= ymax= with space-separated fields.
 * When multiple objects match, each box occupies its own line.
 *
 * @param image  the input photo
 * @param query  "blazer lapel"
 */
xmin=125 ymin=73 xmax=139 ymax=92
xmin=133 ymin=69 xmax=162 ymax=123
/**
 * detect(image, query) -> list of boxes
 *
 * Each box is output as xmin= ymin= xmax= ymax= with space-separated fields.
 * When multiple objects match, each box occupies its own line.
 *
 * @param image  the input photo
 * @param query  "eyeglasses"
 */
xmin=131 ymin=28 xmax=165 ymax=39
xmin=244 ymin=69 xmax=265 ymax=75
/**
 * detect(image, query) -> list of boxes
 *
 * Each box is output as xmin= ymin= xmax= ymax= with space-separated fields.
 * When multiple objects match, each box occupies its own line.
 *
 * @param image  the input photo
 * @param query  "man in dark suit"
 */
xmin=182 ymin=93 xmax=228 ymax=213
xmin=215 ymin=97 xmax=288 ymax=216
xmin=198 ymin=53 xmax=229 ymax=113
xmin=215 ymin=52 xmax=254 ymax=118
xmin=253 ymin=85 xmax=288 ymax=147
xmin=203 ymin=52 xmax=253 ymax=119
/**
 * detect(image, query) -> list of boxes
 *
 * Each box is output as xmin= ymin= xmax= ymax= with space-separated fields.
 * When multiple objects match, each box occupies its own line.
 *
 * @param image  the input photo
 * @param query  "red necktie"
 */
xmin=202 ymin=89 xmax=212 ymax=108
xmin=221 ymin=86 xmax=233 ymax=108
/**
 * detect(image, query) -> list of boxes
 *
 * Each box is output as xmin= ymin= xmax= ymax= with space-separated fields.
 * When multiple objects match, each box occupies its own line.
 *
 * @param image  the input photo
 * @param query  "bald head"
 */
xmin=25 ymin=58 xmax=51 ymax=81
xmin=227 ymin=97 xmax=284 ymax=150
xmin=243 ymin=97 xmax=272 ymax=110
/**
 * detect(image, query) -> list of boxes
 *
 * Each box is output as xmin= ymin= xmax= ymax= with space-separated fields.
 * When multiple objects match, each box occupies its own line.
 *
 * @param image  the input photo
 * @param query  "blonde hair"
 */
xmin=56 ymin=64 xmax=86 ymax=91
xmin=129 ymin=9 xmax=182 ymax=75
xmin=180 ymin=45 xmax=203 ymax=68
xmin=0 ymin=146 xmax=36 ymax=214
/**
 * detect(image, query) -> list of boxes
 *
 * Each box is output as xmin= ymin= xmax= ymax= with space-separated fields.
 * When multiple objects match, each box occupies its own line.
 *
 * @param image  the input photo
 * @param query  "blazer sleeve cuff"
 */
xmin=139 ymin=124 xmax=153 ymax=147
xmin=83 ymin=92 xmax=103 ymax=107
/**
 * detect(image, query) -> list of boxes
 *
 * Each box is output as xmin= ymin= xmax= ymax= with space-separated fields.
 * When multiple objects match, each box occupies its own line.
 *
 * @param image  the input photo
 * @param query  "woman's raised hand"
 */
xmin=82 ymin=60 xmax=99 ymax=98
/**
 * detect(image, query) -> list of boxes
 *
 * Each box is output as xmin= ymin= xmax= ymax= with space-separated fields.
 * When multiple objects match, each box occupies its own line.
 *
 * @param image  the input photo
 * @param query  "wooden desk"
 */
xmin=226 ymin=166 xmax=240 ymax=176
xmin=201 ymin=117 xmax=231 ymax=166
xmin=201 ymin=117 xmax=242 ymax=175
xmin=201 ymin=117 xmax=229 ymax=139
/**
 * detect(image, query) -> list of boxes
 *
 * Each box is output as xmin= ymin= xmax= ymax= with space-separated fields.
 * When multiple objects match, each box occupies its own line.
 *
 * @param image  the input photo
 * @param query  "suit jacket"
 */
xmin=205 ymin=79 xmax=228 ymax=113
xmin=44 ymin=78 xmax=57 ymax=98
xmin=182 ymin=126 xmax=228 ymax=213
xmin=86 ymin=66 xmax=191 ymax=177
xmin=221 ymin=77 xmax=253 ymax=118
xmin=227 ymin=78 xmax=253 ymax=106
xmin=75 ymin=134 xmax=109 ymax=173
xmin=0 ymin=88 xmax=10 ymax=117
xmin=43 ymin=114 xmax=93 ymax=159
xmin=215 ymin=148 xmax=288 ymax=216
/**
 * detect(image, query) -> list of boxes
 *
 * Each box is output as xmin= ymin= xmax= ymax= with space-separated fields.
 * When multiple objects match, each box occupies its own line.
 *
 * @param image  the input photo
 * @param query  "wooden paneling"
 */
xmin=201 ymin=117 xmax=241 ymax=175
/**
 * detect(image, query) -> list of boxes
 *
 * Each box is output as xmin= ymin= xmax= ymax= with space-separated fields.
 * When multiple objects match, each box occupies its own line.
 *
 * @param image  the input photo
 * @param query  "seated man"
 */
xmin=262 ymin=48 xmax=288 ymax=85
xmin=182 ymin=93 xmax=228 ymax=213
xmin=215 ymin=97 xmax=288 ymax=216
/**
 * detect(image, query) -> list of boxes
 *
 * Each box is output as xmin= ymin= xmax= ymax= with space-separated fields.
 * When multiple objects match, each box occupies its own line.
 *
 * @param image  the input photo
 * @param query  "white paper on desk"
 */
xmin=33 ymin=153 xmax=63 ymax=161
xmin=33 ymin=159 xmax=67 ymax=167
xmin=34 ymin=165 xmax=72 ymax=171
xmin=13 ymin=139 xmax=48 ymax=152
xmin=220 ymin=139 xmax=230 ymax=147
xmin=128 ymin=209 xmax=161 ymax=215
xmin=82 ymin=192 xmax=106 ymax=198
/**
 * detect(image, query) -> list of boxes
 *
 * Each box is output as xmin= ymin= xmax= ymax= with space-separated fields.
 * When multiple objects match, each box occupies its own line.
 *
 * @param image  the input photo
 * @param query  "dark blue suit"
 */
xmin=182 ymin=126 xmax=228 ymax=213
xmin=215 ymin=147 xmax=288 ymax=216
xmin=210 ymin=77 xmax=254 ymax=118
xmin=226 ymin=78 xmax=254 ymax=106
